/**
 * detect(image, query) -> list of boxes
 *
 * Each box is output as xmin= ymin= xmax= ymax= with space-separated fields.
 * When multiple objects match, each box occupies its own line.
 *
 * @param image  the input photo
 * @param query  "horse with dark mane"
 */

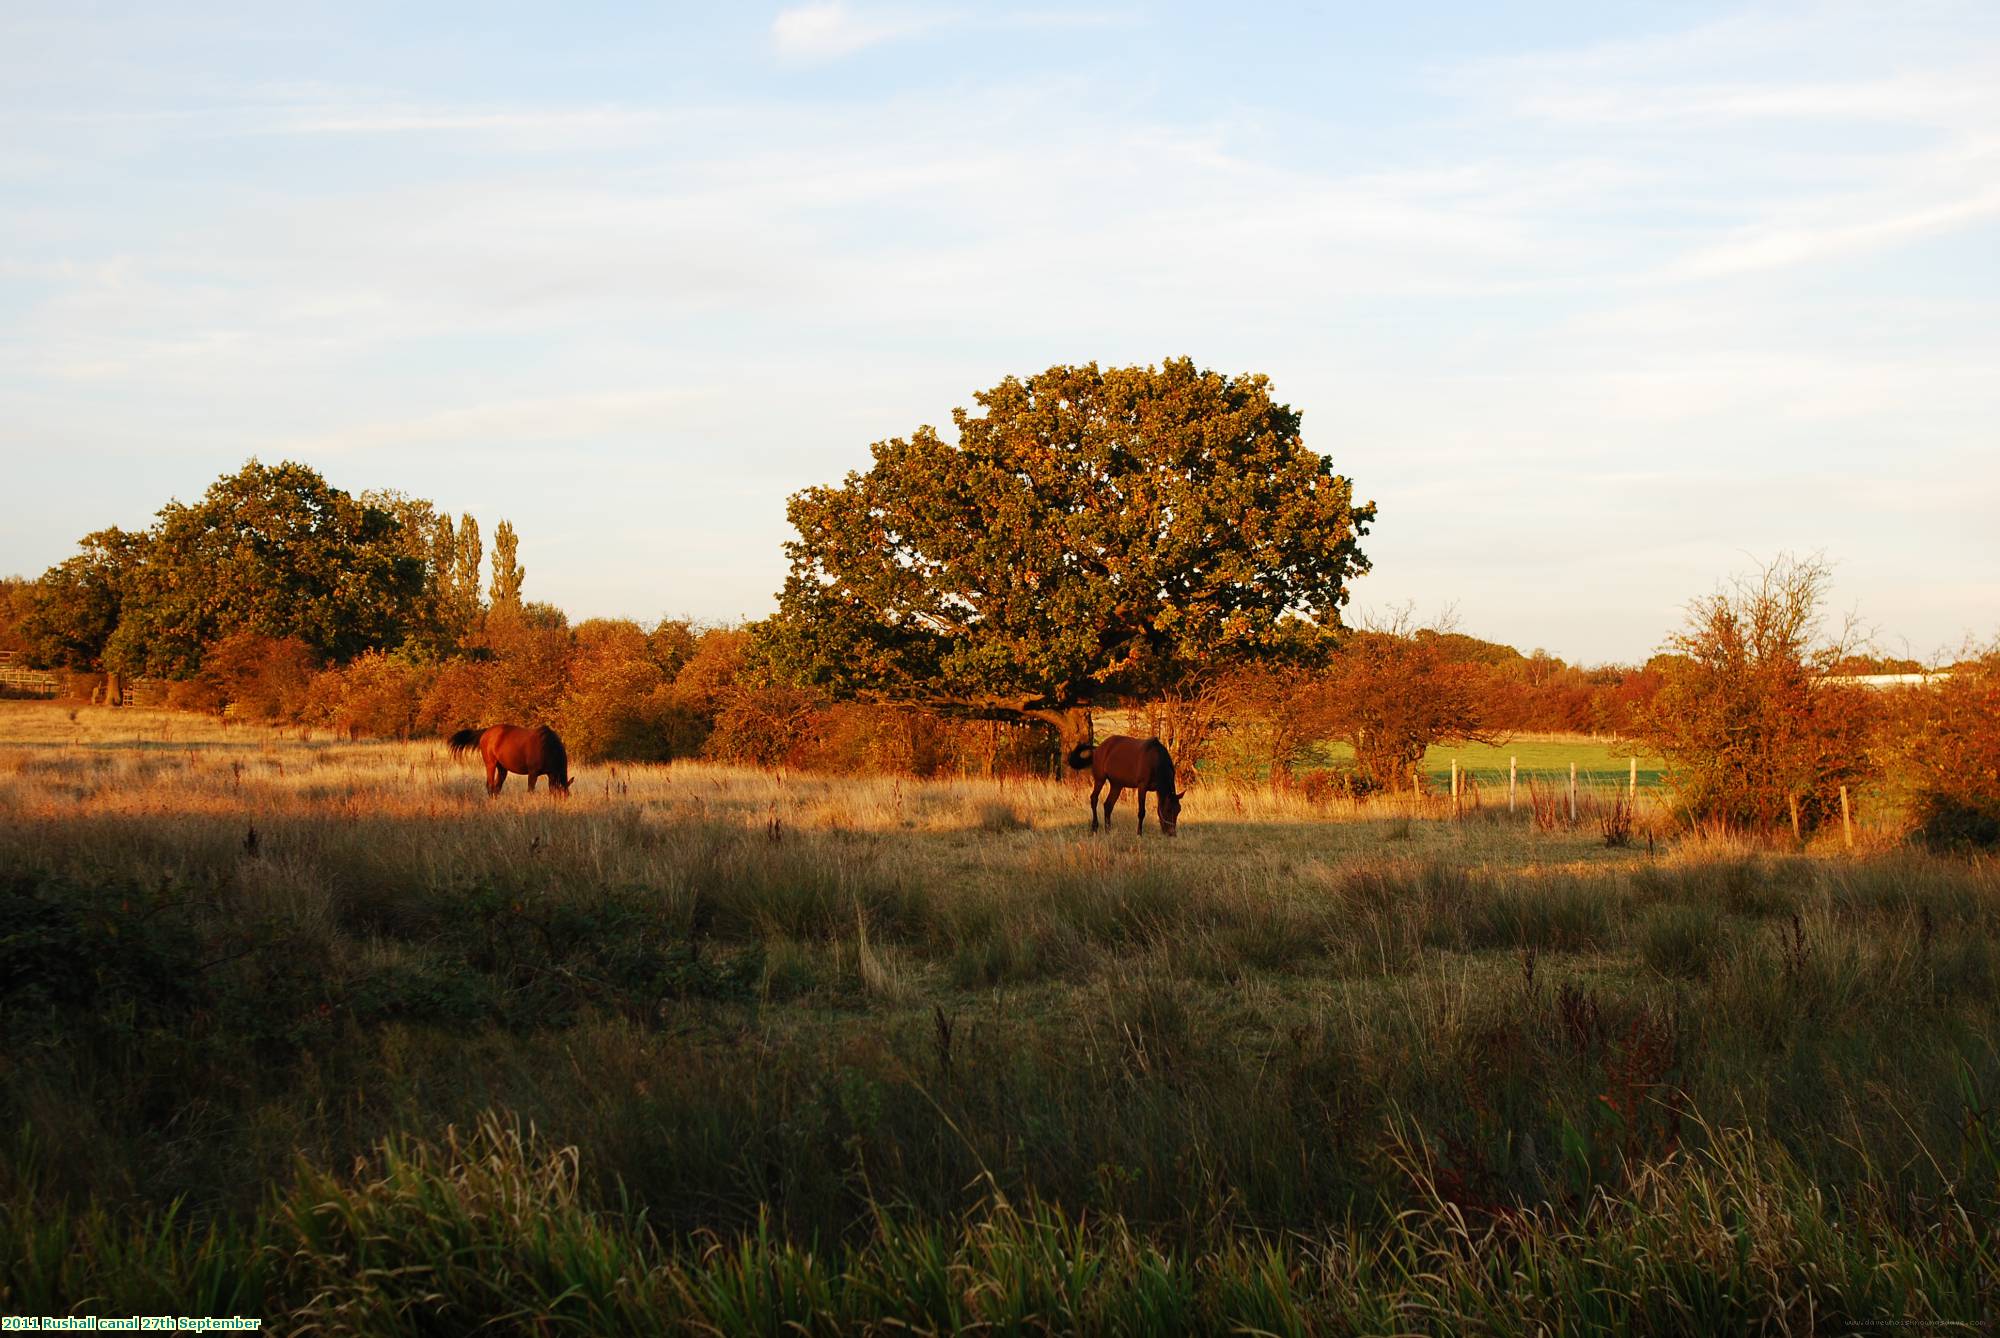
xmin=1066 ymin=735 xmax=1184 ymax=836
xmin=448 ymin=724 xmax=572 ymax=799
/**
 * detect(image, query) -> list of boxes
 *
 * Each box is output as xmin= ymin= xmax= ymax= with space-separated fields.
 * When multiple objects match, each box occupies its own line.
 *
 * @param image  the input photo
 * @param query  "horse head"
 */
xmin=1159 ymin=788 xmax=1185 ymax=836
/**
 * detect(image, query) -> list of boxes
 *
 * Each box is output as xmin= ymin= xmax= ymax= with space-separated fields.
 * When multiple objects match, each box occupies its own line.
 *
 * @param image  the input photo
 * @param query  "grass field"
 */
xmin=2 ymin=702 xmax=1995 ymax=1332
xmin=1098 ymin=709 xmax=1668 ymax=792
xmin=1345 ymin=738 xmax=1666 ymax=791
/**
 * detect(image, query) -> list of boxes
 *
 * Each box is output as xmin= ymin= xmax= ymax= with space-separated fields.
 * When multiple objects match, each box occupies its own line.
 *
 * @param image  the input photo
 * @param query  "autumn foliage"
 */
xmin=769 ymin=359 xmax=1375 ymax=713
xmin=1875 ymin=646 xmax=2000 ymax=848
xmin=1636 ymin=556 xmax=1875 ymax=835
xmin=3 ymin=427 xmax=1991 ymax=844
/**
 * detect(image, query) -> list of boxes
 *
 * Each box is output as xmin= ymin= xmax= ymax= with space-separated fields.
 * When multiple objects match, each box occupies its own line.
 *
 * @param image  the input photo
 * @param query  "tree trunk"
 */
xmin=1020 ymin=706 xmax=1093 ymax=757
xmin=104 ymin=671 xmax=124 ymax=708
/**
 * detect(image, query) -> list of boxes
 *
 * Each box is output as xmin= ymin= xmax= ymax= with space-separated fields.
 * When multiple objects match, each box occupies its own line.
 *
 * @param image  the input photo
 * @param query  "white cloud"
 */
xmin=1676 ymin=181 xmax=2000 ymax=277
xmin=770 ymin=3 xmax=933 ymax=61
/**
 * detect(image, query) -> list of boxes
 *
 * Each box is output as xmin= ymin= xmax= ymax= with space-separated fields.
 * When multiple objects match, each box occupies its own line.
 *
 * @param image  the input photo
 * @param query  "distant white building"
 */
xmin=1827 ymin=671 xmax=1950 ymax=689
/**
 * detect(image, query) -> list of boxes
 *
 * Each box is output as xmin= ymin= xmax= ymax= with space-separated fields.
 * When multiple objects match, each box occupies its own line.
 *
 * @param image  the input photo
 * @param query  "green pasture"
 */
xmin=1299 ymin=736 xmax=1668 ymax=791
xmin=1099 ymin=710 xmax=1669 ymax=791
xmin=1424 ymin=738 xmax=1664 ymax=790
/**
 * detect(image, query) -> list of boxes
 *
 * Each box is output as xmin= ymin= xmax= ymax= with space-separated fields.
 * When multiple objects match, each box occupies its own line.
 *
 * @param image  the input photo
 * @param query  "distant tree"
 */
xmin=0 ymin=577 xmax=34 ymax=657
xmin=1213 ymin=664 xmax=1331 ymax=789
xmin=415 ymin=510 xmax=494 ymax=652
xmin=1830 ymin=652 xmax=1925 ymax=676
xmin=475 ymin=600 xmax=572 ymax=724
xmin=99 ymin=460 xmax=426 ymax=678
xmin=1638 ymin=554 xmax=1874 ymax=835
xmin=766 ymin=359 xmax=1375 ymax=749
xmin=647 ymin=618 xmax=701 ymax=679
xmin=489 ymin=520 xmax=525 ymax=610
xmin=20 ymin=527 xmax=150 ymax=701
xmin=670 ymin=628 xmax=752 ymax=718
xmin=1416 ymin=629 xmax=1524 ymax=667
xmin=1317 ymin=626 xmax=1493 ymax=792
xmin=452 ymin=514 xmax=485 ymax=634
xmin=362 ymin=490 xmax=461 ymax=656
xmin=430 ymin=513 xmax=459 ymax=614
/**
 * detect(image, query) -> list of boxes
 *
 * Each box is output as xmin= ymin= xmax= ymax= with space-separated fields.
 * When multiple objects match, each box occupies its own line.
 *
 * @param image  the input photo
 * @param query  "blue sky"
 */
xmin=2 ymin=1 xmax=1995 ymax=663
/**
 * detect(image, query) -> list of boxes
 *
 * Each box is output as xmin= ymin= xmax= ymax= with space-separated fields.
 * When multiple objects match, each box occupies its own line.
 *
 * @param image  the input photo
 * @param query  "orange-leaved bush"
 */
xmin=1640 ymin=555 xmax=1875 ymax=835
xmin=1875 ymin=645 xmax=2000 ymax=849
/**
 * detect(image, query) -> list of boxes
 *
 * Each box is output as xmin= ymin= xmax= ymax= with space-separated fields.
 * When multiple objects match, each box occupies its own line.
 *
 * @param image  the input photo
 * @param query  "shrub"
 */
xmin=554 ymin=627 xmax=671 ymax=762
xmin=197 ymin=633 xmax=319 ymax=721
xmin=302 ymin=652 xmax=435 ymax=739
xmin=1877 ymin=647 xmax=2000 ymax=850
xmin=164 ymin=676 xmax=228 ymax=716
xmin=810 ymin=703 xmax=957 ymax=776
xmin=1638 ymin=555 xmax=1876 ymax=834
xmin=707 ymin=680 xmax=827 ymax=768
xmin=474 ymin=605 xmax=572 ymax=724
xmin=415 ymin=658 xmax=494 ymax=735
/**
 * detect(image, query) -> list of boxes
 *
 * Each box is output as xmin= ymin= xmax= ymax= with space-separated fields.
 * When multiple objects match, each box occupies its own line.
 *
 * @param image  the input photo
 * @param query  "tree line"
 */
xmin=2 ymin=360 xmax=1993 ymax=846
xmin=2 ymin=460 xmax=527 ymax=698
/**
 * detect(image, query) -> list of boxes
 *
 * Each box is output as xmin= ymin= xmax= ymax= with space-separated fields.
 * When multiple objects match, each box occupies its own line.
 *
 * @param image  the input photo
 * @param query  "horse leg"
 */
xmin=1090 ymin=777 xmax=1105 ymax=832
xmin=1137 ymin=789 xmax=1147 ymax=835
xmin=527 ymin=773 xmax=538 ymax=792
xmin=1102 ymin=784 xmax=1122 ymax=832
xmin=489 ymin=765 xmax=507 ymax=795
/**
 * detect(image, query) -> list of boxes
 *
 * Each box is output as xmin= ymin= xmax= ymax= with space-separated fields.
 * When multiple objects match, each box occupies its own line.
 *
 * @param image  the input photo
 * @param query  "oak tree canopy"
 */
xmin=767 ymin=359 xmax=1375 ymax=738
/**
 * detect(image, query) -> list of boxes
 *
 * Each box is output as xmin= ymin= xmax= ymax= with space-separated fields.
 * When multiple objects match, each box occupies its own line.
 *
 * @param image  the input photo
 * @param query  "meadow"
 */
xmin=2 ymin=702 xmax=1995 ymax=1333
xmin=1344 ymin=738 xmax=1665 ymax=793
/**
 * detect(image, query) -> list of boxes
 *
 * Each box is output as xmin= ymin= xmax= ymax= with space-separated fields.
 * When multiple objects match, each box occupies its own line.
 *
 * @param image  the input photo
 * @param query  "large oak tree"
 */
xmin=767 ymin=359 xmax=1375 ymax=744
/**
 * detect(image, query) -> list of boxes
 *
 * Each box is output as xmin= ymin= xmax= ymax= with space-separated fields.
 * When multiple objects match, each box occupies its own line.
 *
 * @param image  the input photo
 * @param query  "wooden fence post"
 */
xmin=1629 ymin=756 xmax=1637 ymax=799
xmin=1568 ymin=762 xmax=1577 ymax=825
xmin=1509 ymin=756 xmax=1517 ymax=813
xmin=1840 ymin=785 xmax=1854 ymax=850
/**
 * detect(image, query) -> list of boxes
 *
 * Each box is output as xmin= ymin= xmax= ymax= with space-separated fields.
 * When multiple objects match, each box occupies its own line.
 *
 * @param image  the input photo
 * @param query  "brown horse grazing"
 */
xmin=1067 ymin=735 xmax=1185 ymax=836
xmin=448 ymin=724 xmax=572 ymax=799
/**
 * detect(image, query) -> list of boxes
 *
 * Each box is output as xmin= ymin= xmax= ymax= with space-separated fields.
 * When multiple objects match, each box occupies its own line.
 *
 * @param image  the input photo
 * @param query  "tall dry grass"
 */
xmin=2 ymin=702 xmax=1994 ymax=1328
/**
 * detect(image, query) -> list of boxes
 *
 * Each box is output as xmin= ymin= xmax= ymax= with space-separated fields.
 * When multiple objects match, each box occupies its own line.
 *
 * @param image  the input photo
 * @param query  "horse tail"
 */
xmin=1066 ymin=741 xmax=1095 ymax=770
xmin=447 ymin=727 xmax=484 ymax=757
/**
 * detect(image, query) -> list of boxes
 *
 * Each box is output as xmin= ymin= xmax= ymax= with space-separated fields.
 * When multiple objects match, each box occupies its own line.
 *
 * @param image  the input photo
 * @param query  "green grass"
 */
xmin=0 ymin=703 xmax=1992 ymax=1331
xmin=9 ymin=1112 xmax=1993 ymax=1333
xmin=1303 ymin=736 xmax=1668 ymax=790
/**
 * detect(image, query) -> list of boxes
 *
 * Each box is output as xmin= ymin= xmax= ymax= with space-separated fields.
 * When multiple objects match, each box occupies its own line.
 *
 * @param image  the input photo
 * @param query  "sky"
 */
xmin=2 ymin=1 xmax=1995 ymax=665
